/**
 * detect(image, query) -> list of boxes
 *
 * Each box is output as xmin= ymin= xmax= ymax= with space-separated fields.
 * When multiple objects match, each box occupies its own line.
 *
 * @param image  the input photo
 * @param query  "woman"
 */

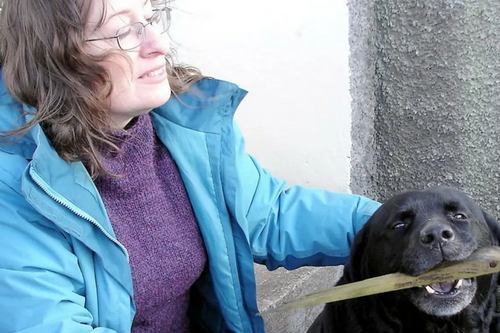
xmin=0 ymin=0 xmax=380 ymax=332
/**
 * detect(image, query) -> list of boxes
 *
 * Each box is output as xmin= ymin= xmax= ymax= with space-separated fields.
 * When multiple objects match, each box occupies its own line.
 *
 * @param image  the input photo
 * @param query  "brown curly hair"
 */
xmin=0 ymin=0 xmax=206 ymax=178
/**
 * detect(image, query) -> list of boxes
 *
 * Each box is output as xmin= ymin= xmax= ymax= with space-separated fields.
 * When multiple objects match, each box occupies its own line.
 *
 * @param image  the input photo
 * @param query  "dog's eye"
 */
xmin=453 ymin=213 xmax=467 ymax=220
xmin=391 ymin=222 xmax=406 ymax=229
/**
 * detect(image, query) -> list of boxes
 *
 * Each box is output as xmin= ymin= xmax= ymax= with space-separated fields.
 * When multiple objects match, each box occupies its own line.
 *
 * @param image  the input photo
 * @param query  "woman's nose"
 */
xmin=139 ymin=25 xmax=170 ymax=57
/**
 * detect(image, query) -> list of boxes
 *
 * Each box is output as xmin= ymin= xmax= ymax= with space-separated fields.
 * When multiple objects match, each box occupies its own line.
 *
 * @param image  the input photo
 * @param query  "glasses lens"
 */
xmin=115 ymin=7 xmax=171 ymax=51
xmin=117 ymin=23 xmax=143 ymax=50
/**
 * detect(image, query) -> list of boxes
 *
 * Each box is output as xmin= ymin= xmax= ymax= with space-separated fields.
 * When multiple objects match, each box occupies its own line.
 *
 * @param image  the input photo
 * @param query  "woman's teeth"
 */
xmin=142 ymin=68 xmax=164 ymax=78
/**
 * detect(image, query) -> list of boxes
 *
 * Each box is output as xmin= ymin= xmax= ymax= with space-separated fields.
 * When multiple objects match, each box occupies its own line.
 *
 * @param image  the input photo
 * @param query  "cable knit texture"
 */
xmin=93 ymin=114 xmax=207 ymax=333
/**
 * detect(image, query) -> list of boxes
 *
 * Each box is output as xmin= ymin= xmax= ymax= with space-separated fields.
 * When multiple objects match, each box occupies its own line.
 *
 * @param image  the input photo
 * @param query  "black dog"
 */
xmin=308 ymin=186 xmax=500 ymax=333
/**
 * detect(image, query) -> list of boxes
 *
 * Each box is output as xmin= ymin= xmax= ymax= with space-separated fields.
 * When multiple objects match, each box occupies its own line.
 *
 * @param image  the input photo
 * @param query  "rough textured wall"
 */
xmin=350 ymin=0 xmax=500 ymax=214
xmin=349 ymin=0 xmax=380 ymax=200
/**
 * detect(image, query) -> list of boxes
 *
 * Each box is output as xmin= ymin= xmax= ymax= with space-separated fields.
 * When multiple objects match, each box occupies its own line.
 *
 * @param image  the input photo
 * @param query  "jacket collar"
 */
xmin=152 ymin=78 xmax=246 ymax=133
xmin=0 ymin=77 xmax=246 ymax=158
xmin=0 ymin=82 xmax=39 ymax=159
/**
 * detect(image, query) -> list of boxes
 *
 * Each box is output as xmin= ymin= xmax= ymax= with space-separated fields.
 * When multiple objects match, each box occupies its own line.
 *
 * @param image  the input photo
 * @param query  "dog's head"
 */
xmin=345 ymin=186 xmax=500 ymax=317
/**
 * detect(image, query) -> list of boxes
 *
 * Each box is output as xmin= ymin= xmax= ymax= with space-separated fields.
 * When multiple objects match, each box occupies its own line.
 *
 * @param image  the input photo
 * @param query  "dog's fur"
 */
xmin=308 ymin=187 xmax=500 ymax=333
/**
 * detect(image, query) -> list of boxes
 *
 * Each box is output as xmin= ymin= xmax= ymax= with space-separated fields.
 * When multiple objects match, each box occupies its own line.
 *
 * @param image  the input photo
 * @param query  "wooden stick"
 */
xmin=259 ymin=246 xmax=500 ymax=315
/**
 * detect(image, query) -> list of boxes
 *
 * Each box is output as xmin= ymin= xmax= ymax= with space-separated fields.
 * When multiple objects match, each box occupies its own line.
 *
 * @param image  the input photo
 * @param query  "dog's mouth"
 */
xmin=423 ymin=278 xmax=466 ymax=296
xmin=409 ymin=277 xmax=477 ymax=317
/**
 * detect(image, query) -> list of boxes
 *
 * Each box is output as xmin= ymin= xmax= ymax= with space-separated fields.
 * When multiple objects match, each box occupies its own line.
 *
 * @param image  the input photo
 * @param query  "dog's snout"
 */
xmin=419 ymin=223 xmax=455 ymax=246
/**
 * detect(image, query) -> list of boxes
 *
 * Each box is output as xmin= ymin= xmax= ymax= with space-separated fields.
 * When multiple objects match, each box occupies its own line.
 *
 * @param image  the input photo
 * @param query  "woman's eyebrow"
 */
xmin=104 ymin=0 xmax=150 ymax=25
xmin=105 ymin=9 xmax=132 ymax=24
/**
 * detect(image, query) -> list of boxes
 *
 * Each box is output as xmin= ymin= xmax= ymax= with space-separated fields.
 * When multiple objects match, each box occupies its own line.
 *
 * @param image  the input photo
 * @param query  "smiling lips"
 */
xmin=139 ymin=66 xmax=166 ymax=79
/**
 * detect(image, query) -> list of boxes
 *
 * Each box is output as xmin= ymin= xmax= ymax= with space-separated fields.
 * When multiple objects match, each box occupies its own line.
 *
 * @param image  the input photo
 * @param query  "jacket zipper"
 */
xmin=29 ymin=167 xmax=130 ymax=262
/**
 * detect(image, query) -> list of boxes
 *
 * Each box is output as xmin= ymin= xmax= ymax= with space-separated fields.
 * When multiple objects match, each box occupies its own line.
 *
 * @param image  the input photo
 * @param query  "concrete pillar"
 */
xmin=350 ymin=0 xmax=500 ymax=214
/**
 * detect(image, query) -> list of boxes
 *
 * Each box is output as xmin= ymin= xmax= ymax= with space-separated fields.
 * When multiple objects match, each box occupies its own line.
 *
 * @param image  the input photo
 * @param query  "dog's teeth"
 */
xmin=455 ymin=279 xmax=463 ymax=288
xmin=425 ymin=286 xmax=436 ymax=294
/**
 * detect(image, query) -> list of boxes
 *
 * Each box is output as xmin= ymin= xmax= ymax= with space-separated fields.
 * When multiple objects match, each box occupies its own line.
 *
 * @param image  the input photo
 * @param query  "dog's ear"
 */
xmin=482 ymin=209 xmax=500 ymax=318
xmin=483 ymin=209 xmax=500 ymax=246
xmin=342 ymin=222 xmax=371 ymax=283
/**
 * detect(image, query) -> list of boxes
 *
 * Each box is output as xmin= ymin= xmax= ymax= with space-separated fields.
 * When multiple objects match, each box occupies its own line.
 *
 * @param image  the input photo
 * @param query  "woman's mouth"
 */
xmin=139 ymin=66 xmax=166 ymax=79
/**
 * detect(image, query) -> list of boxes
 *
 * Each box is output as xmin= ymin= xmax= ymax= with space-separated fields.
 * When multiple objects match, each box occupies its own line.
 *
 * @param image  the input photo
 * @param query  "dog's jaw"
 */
xmin=400 ymin=244 xmax=479 ymax=317
xmin=406 ymin=278 xmax=477 ymax=317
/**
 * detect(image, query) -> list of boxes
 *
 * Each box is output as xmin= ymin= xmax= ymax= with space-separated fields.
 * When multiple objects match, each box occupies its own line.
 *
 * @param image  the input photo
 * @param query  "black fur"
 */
xmin=308 ymin=187 xmax=500 ymax=333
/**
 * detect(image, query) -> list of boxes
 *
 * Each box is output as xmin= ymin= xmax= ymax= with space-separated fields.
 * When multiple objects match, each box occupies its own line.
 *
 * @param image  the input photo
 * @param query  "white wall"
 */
xmin=170 ymin=0 xmax=351 ymax=191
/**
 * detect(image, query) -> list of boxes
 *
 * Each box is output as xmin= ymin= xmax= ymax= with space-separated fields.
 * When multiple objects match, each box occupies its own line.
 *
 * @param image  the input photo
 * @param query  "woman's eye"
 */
xmin=454 ymin=213 xmax=467 ymax=220
xmin=117 ymin=27 xmax=132 ymax=38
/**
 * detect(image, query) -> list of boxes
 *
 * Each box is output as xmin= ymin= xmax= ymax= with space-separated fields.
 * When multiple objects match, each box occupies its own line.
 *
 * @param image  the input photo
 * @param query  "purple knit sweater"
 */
xmin=93 ymin=115 xmax=207 ymax=332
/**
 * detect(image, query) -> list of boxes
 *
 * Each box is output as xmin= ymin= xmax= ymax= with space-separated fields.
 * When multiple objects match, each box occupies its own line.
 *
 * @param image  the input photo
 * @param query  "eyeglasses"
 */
xmin=86 ymin=7 xmax=172 ymax=51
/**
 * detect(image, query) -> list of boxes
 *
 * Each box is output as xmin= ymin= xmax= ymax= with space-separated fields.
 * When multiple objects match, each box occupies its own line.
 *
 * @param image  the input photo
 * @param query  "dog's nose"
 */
xmin=419 ymin=223 xmax=455 ymax=246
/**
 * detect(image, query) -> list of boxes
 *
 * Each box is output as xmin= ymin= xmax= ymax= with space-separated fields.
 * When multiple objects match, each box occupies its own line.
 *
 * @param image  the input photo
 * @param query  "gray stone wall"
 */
xmin=350 ymin=0 xmax=500 ymax=214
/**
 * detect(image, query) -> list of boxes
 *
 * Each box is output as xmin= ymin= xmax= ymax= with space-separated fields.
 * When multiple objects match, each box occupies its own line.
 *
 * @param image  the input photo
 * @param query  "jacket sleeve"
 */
xmin=0 ymin=178 xmax=117 ymax=333
xmin=226 ymin=123 xmax=381 ymax=271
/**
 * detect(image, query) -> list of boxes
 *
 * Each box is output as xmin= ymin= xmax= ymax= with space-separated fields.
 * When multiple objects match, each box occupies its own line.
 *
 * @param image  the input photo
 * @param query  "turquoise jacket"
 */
xmin=0 ymin=76 xmax=380 ymax=332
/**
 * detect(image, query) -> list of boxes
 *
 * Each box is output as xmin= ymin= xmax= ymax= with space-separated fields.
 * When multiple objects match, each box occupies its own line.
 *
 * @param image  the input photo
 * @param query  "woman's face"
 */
xmin=86 ymin=0 xmax=171 ymax=129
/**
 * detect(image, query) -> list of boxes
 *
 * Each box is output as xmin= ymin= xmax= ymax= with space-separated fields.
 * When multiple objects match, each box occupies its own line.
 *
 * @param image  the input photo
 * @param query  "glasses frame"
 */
xmin=86 ymin=7 xmax=172 ymax=51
